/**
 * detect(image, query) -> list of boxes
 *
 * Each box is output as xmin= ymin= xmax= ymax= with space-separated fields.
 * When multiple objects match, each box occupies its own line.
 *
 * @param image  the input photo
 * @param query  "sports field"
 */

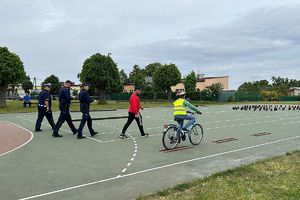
xmin=0 ymin=105 xmax=300 ymax=200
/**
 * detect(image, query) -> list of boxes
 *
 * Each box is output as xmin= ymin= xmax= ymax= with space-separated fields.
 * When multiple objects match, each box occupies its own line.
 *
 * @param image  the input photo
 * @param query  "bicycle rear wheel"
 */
xmin=189 ymin=124 xmax=204 ymax=145
xmin=162 ymin=126 xmax=179 ymax=150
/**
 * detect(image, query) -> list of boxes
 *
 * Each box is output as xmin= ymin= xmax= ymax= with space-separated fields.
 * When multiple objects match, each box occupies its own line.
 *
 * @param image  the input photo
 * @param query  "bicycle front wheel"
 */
xmin=162 ymin=126 xmax=179 ymax=150
xmin=189 ymin=124 xmax=204 ymax=145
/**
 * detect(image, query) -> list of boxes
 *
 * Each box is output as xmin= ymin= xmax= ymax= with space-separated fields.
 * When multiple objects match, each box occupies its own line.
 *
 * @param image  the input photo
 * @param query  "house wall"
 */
xmin=171 ymin=76 xmax=229 ymax=92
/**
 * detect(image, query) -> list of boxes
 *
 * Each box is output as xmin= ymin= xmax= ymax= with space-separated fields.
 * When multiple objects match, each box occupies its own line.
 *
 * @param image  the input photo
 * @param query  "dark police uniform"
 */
xmin=52 ymin=86 xmax=77 ymax=137
xmin=35 ymin=89 xmax=55 ymax=131
xmin=77 ymin=88 xmax=97 ymax=139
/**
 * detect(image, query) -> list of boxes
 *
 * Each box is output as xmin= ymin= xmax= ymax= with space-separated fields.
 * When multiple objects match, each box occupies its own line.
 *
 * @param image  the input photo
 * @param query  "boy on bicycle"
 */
xmin=173 ymin=91 xmax=202 ymax=132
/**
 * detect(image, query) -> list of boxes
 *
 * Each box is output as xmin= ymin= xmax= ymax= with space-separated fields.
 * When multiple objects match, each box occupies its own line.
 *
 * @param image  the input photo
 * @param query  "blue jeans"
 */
xmin=175 ymin=114 xmax=195 ymax=130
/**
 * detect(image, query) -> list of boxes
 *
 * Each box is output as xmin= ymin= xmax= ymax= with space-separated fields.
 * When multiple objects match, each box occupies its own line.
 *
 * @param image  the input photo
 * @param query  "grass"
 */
xmin=0 ymin=100 xmax=173 ymax=114
xmin=137 ymin=151 xmax=300 ymax=200
xmin=0 ymin=100 xmax=299 ymax=114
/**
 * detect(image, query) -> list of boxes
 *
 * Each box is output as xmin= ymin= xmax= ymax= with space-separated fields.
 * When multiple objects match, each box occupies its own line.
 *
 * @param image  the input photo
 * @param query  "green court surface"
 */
xmin=0 ymin=105 xmax=300 ymax=200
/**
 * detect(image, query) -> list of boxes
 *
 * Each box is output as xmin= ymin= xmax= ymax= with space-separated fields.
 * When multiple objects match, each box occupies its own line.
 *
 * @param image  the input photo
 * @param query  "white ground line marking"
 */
xmin=121 ymin=168 xmax=127 ymax=173
xmin=18 ymin=135 xmax=300 ymax=200
xmin=131 ymin=158 xmax=135 ymax=161
xmin=0 ymin=121 xmax=34 ymax=157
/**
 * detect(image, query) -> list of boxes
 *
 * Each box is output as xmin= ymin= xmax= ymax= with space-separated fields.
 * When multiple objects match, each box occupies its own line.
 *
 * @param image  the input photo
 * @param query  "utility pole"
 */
xmin=33 ymin=77 xmax=37 ymax=90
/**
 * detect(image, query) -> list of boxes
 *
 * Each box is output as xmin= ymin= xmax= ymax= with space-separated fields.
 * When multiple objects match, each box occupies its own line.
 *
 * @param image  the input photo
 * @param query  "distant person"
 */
xmin=120 ymin=86 xmax=148 ymax=139
xmin=23 ymin=93 xmax=32 ymax=107
xmin=173 ymin=91 xmax=202 ymax=132
xmin=77 ymin=83 xmax=98 ymax=139
xmin=35 ymin=84 xmax=55 ymax=132
xmin=52 ymin=80 xmax=77 ymax=137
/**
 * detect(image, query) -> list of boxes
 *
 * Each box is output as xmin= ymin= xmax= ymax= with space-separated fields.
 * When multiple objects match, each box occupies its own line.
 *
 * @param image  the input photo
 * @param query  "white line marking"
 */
xmin=18 ymin=135 xmax=300 ymax=200
xmin=127 ymin=163 xmax=131 ymax=167
xmin=121 ymin=168 xmax=127 ymax=173
xmin=0 ymin=121 xmax=34 ymax=157
xmin=87 ymin=137 xmax=103 ymax=143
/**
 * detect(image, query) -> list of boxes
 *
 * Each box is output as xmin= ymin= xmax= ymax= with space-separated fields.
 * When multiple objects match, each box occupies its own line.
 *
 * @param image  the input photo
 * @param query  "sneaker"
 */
xmin=141 ymin=133 xmax=149 ymax=137
xmin=77 ymin=135 xmax=86 ymax=139
xmin=120 ymin=133 xmax=128 ymax=139
xmin=52 ymin=134 xmax=63 ymax=137
xmin=91 ymin=132 xmax=98 ymax=137
xmin=35 ymin=129 xmax=42 ymax=132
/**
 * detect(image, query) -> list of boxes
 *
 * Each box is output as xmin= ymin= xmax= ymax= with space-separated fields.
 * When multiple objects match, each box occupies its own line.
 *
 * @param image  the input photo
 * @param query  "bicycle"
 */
xmin=162 ymin=111 xmax=204 ymax=150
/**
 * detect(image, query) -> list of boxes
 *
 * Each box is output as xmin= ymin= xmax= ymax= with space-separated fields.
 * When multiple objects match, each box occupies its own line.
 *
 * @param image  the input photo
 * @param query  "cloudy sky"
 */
xmin=1 ymin=0 xmax=300 ymax=89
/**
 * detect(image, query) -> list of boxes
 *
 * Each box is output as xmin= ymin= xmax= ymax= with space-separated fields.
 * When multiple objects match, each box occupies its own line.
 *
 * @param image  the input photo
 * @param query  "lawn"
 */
xmin=137 ymin=151 xmax=300 ymax=200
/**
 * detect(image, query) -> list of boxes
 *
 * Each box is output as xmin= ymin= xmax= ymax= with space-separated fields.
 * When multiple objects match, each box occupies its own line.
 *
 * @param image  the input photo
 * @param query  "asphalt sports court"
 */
xmin=0 ymin=105 xmax=300 ymax=200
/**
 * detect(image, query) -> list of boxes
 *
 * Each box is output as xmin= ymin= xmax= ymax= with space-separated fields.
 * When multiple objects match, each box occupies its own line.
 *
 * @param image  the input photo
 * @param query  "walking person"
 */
xmin=52 ymin=80 xmax=77 ymax=137
xmin=35 ymin=83 xmax=56 ymax=132
xmin=77 ymin=83 xmax=98 ymax=139
xmin=120 ymin=86 xmax=149 ymax=139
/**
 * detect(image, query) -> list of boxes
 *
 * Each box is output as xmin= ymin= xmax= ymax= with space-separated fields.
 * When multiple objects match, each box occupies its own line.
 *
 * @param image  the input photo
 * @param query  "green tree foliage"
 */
xmin=143 ymin=63 xmax=161 ymax=77
xmin=236 ymin=80 xmax=270 ymax=95
xmin=0 ymin=46 xmax=26 ymax=107
xmin=119 ymin=69 xmax=129 ymax=84
xmin=184 ymin=71 xmax=197 ymax=93
xmin=206 ymin=83 xmax=224 ymax=101
xmin=260 ymin=90 xmax=279 ymax=101
xmin=22 ymin=76 xmax=33 ymax=93
xmin=78 ymin=53 xmax=122 ymax=102
xmin=72 ymin=89 xmax=78 ymax=96
xmin=43 ymin=74 xmax=61 ymax=95
xmin=129 ymin=65 xmax=146 ymax=87
xmin=153 ymin=63 xmax=181 ymax=100
xmin=270 ymin=76 xmax=299 ymax=96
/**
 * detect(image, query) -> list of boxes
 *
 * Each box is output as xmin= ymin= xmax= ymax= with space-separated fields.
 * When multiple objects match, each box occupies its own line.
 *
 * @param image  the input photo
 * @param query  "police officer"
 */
xmin=77 ymin=83 xmax=98 ymax=139
xmin=35 ymin=83 xmax=56 ymax=132
xmin=52 ymin=80 xmax=77 ymax=137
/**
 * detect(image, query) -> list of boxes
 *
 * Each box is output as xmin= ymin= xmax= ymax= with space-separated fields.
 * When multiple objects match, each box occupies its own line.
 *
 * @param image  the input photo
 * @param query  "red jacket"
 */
xmin=128 ymin=93 xmax=141 ymax=114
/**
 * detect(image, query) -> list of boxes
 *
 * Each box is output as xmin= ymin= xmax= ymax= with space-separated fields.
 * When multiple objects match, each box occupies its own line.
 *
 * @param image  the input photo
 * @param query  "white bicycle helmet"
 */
xmin=176 ymin=91 xmax=186 ymax=96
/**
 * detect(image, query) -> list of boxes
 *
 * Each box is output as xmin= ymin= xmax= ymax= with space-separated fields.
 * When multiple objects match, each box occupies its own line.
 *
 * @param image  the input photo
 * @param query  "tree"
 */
xmin=128 ymin=65 xmax=146 ymax=87
xmin=153 ymin=63 xmax=181 ymax=100
xmin=206 ymin=83 xmax=224 ymax=101
xmin=260 ymin=90 xmax=279 ymax=101
xmin=184 ymin=71 xmax=197 ymax=93
xmin=43 ymin=75 xmax=61 ymax=95
xmin=143 ymin=63 xmax=161 ymax=77
xmin=78 ymin=53 xmax=122 ymax=102
xmin=0 ymin=46 xmax=26 ymax=107
xmin=22 ymin=76 xmax=33 ymax=93
xmin=119 ymin=69 xmax=129 ymax=84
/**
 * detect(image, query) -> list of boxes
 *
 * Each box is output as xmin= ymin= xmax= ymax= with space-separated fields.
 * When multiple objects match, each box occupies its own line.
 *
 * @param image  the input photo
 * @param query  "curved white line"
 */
xmin=0 ymin=121 xmax=34 ymax=157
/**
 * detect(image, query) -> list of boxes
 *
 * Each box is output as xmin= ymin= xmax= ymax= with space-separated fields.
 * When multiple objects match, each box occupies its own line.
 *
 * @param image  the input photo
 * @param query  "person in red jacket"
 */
xmin=120 ymin=86 xmax=149 ymax=139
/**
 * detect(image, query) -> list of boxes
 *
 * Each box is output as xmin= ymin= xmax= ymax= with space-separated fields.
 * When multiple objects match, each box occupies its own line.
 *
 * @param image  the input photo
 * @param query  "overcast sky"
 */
xmin=1 ymin=0 xmax=300 ymax=89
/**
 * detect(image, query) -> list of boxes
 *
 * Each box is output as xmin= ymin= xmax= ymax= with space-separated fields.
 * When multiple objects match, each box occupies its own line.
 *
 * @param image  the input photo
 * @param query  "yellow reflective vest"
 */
xmin=173 ymin=98 xmax=186 ymax=116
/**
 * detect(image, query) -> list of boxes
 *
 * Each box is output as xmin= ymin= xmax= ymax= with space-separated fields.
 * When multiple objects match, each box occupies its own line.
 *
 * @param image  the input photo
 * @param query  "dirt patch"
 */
xmin=0 ymin=122 xmax=32 ymax=156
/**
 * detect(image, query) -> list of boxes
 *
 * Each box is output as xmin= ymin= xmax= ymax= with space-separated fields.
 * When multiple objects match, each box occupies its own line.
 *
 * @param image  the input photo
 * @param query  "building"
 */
xmin=123 ymin=84 xmax=135 ymax=93
xmin=289 ymin=87 xmax=300 ymax=96
xmin=171 ymin=75 xmax=229 ymax=92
